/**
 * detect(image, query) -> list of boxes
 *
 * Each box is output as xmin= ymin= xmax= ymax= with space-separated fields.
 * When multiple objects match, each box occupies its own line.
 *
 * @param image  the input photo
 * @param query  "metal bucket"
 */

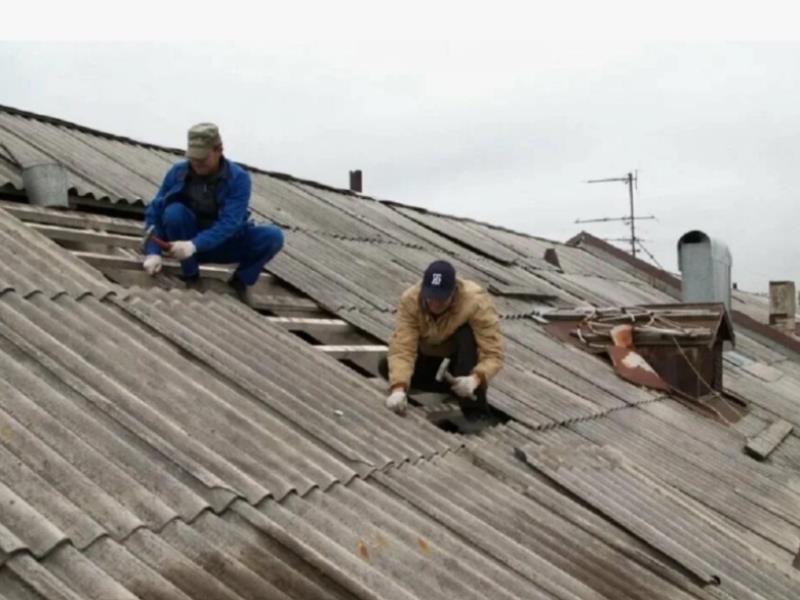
xmin=22 ymin=162 xmax=69 ymax=208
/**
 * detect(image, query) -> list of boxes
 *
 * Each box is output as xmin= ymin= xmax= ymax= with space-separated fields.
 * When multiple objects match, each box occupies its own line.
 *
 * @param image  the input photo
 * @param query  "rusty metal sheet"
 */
xmin=607 ymin=346 xmax=670 ymax=391
xmin=541 ymin=306 xmax=731 ymax=399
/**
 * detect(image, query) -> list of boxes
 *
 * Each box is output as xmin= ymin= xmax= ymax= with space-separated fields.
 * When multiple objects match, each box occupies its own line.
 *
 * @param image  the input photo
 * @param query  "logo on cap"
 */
xmin=421 ymin=260 xmax=456 ymax=300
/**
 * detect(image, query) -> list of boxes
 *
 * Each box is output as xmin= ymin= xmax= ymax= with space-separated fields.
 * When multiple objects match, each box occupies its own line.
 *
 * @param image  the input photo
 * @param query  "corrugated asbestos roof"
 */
xmin=0 ymin=207 xmax=113 ymax=299
xmin=0 ymin=504 xmax=358 ymax=600
xmin=473 ymin=421 xmax=800 ymax=600
xmin=518 ymin=441 xmax=789 ymax=592
xmin=0 ymin=285 xmax=457 ymax=552
xmin=2 ymin=104 xmax=800 ymax=598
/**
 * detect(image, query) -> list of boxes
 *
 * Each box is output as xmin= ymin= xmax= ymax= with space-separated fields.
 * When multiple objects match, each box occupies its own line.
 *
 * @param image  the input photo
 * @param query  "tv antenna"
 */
xmin=576 ymin=171 xmax=655 ymax=259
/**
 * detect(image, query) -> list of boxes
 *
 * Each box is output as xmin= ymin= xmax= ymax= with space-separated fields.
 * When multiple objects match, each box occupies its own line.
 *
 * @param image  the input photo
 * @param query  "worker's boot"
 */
xmin=227 ymin=273 xmax=251 ymax=305
xmin=178 ymin=272 xmax=202 ymax=290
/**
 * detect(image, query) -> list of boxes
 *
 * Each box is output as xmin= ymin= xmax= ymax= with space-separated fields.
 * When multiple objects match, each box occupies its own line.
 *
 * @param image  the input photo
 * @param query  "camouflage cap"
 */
xmin=186 ymin=123 xmax=222 ymax=160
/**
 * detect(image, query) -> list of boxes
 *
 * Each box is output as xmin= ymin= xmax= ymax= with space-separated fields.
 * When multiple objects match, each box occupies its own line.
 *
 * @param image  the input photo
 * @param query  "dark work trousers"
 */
xmin=380 ymin=324 xmax=490 ymax=420
xmin=162 ymin=202 xmax=284 ymax=285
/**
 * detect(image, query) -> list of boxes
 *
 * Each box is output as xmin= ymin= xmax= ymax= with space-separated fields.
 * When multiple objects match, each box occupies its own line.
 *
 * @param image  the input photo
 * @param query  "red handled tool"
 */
xmin=141 ymin=225 xmax=173 ymax=252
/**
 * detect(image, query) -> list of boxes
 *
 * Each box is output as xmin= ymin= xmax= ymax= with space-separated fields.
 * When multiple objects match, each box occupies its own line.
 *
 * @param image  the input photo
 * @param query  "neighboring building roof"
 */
xmin=2 ymin=105 xmax=800 ymax=599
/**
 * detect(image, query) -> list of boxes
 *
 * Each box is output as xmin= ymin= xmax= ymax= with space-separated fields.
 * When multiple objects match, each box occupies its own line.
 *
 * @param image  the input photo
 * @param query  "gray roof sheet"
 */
xmin=3 ymin=104 xmax=800 ymax=599
xmin=259 ymin=455 xmax=719 ymax=600
xmin=0 ymin=506 xmax=359 ymax=600
xmin=0 ymin=282 xmax=456 ymax=560
xmin=0 ymin=209 xmax=113 ymax=299
xmin=0 ymin=112 xmax=159 ymax=203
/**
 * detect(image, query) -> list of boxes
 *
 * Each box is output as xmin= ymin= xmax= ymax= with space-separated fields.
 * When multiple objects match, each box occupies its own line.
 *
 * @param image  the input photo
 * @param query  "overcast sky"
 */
xmin=1 ymin=41 xmax=798 ymax=292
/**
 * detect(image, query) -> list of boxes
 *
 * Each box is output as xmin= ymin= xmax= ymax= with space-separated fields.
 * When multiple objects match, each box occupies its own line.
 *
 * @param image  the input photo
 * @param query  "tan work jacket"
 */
xmin=387 ymin=278 xmax=503 ymax=390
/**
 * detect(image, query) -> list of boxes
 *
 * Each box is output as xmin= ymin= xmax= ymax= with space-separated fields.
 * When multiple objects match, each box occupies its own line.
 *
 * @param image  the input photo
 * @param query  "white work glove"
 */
xmin=166 ymin=240 xmax=196 ymax=261
xmin=142 ymin=254 xmax=163 ymax=276
xmin=385 ymin=389 xmax=408 ymax=415
xmin=451 ymin=374 xmax=481 ymax=399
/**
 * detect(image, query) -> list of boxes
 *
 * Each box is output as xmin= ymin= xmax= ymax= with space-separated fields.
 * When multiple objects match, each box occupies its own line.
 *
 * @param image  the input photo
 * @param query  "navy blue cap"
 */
xmin=421 ymin=260 xmax=456 ymax=300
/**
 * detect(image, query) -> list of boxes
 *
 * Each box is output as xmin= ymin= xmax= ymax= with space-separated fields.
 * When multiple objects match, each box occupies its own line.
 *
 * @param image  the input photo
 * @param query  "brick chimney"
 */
xmin=769 ymin=281 xmax=796 ymax=333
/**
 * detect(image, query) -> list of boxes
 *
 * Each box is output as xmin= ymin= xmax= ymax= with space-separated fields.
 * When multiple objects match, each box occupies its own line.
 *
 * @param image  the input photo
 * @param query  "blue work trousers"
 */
xmin=163 ymin=202 xmax=284 ymax=286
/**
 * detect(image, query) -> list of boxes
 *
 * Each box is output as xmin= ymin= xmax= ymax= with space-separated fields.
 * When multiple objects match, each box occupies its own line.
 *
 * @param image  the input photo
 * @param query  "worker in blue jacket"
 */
xmin=142 ymin=123 xmax=283 ymax=299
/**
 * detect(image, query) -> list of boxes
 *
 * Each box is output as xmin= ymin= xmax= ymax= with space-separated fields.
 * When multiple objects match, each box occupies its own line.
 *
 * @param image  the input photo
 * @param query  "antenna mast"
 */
xmin=577 ymin=171 xmax=654 ymax=258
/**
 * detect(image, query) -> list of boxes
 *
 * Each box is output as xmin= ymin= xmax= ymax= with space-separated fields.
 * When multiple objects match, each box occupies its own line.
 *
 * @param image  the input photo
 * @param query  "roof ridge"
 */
xmin=383 ymin=198 xmax=570 ymax=247
xmin=0 ymin=102 xmax=565 ymax=247
xmin=0 ymin=102 xmax=186 ymax=155
xmin=0 ymin=102 xmax=380 ymax=200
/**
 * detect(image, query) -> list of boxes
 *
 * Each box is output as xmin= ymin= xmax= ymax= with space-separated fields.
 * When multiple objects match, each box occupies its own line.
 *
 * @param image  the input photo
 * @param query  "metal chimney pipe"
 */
xmin=22 ymin=161 xmax=69 ymax=208
xmin=349 ymin=170 xmax=362 ymax=193
xmin=677 ymin=230 xmax=732 ymax=314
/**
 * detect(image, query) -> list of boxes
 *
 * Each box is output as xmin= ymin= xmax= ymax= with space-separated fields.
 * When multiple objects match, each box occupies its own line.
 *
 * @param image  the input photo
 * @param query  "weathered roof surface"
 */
xmin=0 ymin=208 xmax=113 ymax=299
xmin=3 ymin=104 xmax=800 ymax=599
xmin=0 ymin=281 xmax=457 ymax=549
xmin=480 ymin=419 xmax=800 ymax=600
xmin=519 ymin=440 xmax=795 ymax=595
xmin=0 ymin=504 xmax=359 ymax=600
xmin=0 ymin=109 xmax=170 ymax=203
xmin=261 ymin=454 xmax=718 ymax=600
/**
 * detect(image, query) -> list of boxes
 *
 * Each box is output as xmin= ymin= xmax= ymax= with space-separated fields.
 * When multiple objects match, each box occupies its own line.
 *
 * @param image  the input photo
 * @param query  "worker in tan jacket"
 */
xmin=380 ymin=260 xmax=504 ymax=420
